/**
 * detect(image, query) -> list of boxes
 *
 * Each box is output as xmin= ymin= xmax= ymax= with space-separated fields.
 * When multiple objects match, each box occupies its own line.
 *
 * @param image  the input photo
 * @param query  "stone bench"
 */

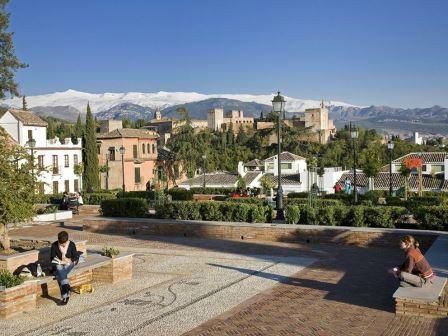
xmin=1 ymin=239 xmax=133 ymax=319
xmin=393 ymin=235 xmax=448 ymax=317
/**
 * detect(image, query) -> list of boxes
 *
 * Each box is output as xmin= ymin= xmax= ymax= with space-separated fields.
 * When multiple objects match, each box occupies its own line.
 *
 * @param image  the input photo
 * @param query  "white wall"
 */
xmin=21 ymin=125 xmax=47 ymax=147
xmin=265 ymin=157 xmax=307 ymax=176
xmin=445 ymin=159 xmax=448 ymax=180
xmin=0 ymin=111 xmax=19 ymax=140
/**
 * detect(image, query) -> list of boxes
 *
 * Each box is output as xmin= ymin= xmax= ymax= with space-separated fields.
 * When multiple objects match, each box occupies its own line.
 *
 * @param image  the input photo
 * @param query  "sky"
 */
xmin=8 ymin=0 xmax=448 ymax=108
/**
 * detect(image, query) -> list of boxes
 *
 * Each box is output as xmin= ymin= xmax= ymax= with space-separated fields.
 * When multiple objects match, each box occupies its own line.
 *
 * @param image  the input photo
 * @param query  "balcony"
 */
xmin=52 ymin=166 xmax=61 ymax=175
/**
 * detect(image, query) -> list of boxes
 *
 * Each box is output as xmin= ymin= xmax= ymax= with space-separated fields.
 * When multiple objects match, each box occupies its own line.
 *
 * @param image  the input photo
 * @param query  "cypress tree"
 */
xmin=47 ymin=117 xmax=55 ymax=140
xmin=22 ymin=96 xmax=27 ymax=110
xmin=0 ymin=1 xmax=28 ymax=98
xmin=83 ymin=103 xmax=99 ymax=192
xmin=74 ymin=113 xmax=83 ymax=143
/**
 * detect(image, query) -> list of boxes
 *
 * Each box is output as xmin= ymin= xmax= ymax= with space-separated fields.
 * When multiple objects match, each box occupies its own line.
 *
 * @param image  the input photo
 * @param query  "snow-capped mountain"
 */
xmin=1 ymin=89 xmax=358 ymax=113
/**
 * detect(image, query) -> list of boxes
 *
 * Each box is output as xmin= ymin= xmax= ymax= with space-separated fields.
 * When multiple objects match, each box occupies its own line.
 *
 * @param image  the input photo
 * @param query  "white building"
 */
xmin=0 ymin=109 xmax=83 ymax=194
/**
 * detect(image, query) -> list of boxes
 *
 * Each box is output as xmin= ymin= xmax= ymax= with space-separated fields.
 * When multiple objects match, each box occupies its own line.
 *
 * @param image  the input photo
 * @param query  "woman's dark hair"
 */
xmin=400 ymin=235 xmax=419 ymax=248
xmin=58 ymin=231 xmax=69 ymax=244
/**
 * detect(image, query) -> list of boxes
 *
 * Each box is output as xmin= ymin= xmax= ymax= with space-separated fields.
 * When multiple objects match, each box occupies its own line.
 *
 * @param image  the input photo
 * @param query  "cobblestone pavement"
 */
xmin=9 ymin=222 xmax=448 ymax=336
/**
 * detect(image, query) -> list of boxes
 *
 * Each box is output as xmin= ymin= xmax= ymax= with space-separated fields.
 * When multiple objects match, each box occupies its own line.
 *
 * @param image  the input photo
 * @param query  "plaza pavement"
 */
xmin=5 ymin=221 xmax=448 ymax=336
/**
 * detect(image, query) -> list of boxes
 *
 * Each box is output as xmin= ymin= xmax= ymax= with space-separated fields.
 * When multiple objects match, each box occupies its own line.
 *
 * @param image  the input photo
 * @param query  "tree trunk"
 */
xmin=0 ymin=224 xmax=11 ymax=251
xmin=404 ymin=177 xmax=408 ymax=201
xmin=368 ymin=177 xmax=373 ymax=191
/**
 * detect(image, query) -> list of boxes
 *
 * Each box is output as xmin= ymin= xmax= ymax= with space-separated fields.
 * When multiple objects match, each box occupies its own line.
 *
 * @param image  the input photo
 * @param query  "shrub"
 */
xmin=0 ymin=270 xmax=24 ymax=288
xmin=117 ymin=191 xmax=153 ymax=199
xmin=285 ymin=205 xmax=300 ymax=224
xmin=363 ymin=207 xmax=394 ymax=228
xmin=286 ymin=192 xmax=309 ymax=199
xmin=190 ymin=187 xmax=236 ymax=195
xmin=385 ymin=196 xmax=405 ymax=207
xmin=83 ymin=192 xmax=116 ymax=205
xmin=333 ymin=205 xmax=349 ymax=226
xmin=36 ymin=205 xmax=59 ymax=215
xmin=285 ymin=198 xmax=342 ymax=207
xmin=200 ymin=202 xmax=223 ymax=221
xmin=317 ymin=206 xmax=336 ymax=226
xmin=248 ymin=205 xmax=266 ymax=223
xmin=299 ymin=205 xmax=318 ymax=225
xmin=102 ymin=246 xmax=120 ymax=258
xmin=226 ymin=198 xmax=267 ymax=205
xmin=345 ymin=206 xmax=366 ymax=227
xmin=33 ymin=193 xmax=64 ymax=205
xmin=100 ymin=198 xmax=148 ymax=217
xmin=175 ymin=201 xmax=202 ymax=220
xmin=232 ymin=203 xmax=250 ymax=222
xmin=166 ymin=188 xmax=194 ymax=201
xmin=412 ymin=206 xmax=448 ymax=231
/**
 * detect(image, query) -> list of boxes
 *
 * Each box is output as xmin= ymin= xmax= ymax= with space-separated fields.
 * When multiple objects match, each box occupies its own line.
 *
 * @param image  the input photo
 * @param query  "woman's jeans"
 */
xmin=399 ymin=271 xmax=433 ymax=287
xmin=54 ymin=263 xmax=75 ymax=299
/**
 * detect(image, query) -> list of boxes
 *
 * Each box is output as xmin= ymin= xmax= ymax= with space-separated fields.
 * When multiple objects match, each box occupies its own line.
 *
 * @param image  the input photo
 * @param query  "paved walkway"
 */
xmin=7 ymin=222 xmax=448 ymax=336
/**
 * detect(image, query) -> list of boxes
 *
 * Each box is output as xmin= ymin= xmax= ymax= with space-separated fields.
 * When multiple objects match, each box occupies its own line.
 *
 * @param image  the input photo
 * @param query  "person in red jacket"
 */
xmin=393 ymin=235 xmax=434 ymax=287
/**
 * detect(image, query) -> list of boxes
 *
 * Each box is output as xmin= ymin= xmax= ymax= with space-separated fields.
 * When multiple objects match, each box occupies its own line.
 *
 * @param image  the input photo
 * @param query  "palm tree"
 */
xmin=399 ymin=164 xmax=412 ymax=200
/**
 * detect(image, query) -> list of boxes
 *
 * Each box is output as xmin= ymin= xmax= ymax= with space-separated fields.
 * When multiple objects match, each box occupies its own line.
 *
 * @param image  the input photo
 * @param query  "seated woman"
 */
xmin=394 ymin=235 xmax=434 ymax=287
xmin=50 ymin=231 xmax=79 ymax=305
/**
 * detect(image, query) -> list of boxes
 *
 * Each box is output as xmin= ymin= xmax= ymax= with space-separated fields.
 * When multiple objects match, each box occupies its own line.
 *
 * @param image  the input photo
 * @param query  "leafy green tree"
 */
xmin=360 ymin=143 xmax=383 ymax=190
xmin=134 ymin=119 xmax=146 ymax=129
xmin=47 ymin=117 xmax=56 ymax=140
xmin=399 ymin=163 xmax=412 ymax=200
xmin=0 ymin=1 xmax=28 ymax=98
xmin=0 ymin=128 xmax=36 ymax=250
xmin=260 ymin=174 xmax=275 ymax=195
xmin=236 ymin=126 xmax=248 ymax=145
xmin=237 ymin=175 xmax=246 ymax=189
xmin=83 ymin=103 xmax=99 ymax=191
xmin=122 ymin=118 xmax=132 ymax=128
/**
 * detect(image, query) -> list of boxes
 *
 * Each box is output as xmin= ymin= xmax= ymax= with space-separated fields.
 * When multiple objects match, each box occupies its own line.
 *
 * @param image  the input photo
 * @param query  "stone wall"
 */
xmin=0 ymin=250 xmax=39 ymax=274
xmin=92 ymin=253 xmax=133 ymax=284
xmin=83 ymin=218 xmax=438 ymax=249
xmin=395 ymin=284 xmax=448 ymax=317
xmin=0 ymin=280 xmax=38 ymax=319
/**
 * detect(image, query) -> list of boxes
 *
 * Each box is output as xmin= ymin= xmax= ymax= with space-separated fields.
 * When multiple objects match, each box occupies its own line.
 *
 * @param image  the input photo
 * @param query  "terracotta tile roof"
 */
xmin=7 ymin=109 xmax=48 ymax=127
xmin=392 ymin=152 xmax=448 ymax=164
xmin=97 ymin=128 xmax=158 ymax=139
xmin=266 ymin=173 xmax=302 ymax=185
xmin=244 ymin=159 xmax=264 ymax=167
xmin=264 ymin=152 xmax=306 ymax=163
xmin=337 ymin=172 xmax=447 ymax=191
xmin=244 ymin=171 xmax=262 ymax=184
xmin=179 ymin=173 xmax=238 ymax=187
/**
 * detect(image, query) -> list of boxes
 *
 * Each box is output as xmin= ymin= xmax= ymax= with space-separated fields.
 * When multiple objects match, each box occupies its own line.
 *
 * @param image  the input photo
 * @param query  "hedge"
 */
xmin=285 ymin=204 xmax=408 ymax=228
xmin=284 ymin=198 xmax=342 ymax=207
xmin=166 ymin=188 xmax=194 ymax=201
xmin=190 ymin=187 xmax=236 ymax=195
xmin=225 ymin=198 xmax=267 ymax=205
xmin=412 ymin=206 xmax=448 ymax=231
xmin=286 ymin=192 xmax=309 ymax=199
xmin=155 ymin=201 xmax=272 ymax=223
xmin=100 ymin=198 xmax=148 ymax=217
xmin=34 ymin=192 xmax=116 ymax=205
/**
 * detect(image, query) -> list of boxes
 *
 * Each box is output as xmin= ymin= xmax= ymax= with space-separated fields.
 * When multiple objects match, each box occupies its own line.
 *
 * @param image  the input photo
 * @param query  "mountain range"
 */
xmin=2 ymin=89 xmax=448 ymax=136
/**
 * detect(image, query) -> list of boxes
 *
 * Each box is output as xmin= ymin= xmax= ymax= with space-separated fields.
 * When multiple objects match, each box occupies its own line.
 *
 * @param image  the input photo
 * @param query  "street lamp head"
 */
xmin=27 ymin=138 xmax=36 ymax=148
xmin=119 ymin=146 xmax=126 ymax=155
xmin=387 ymin=140 xmax=394 ymax=150
xmin=350 ymin=126 xmax=358 ymax=139
xmin=272 ymin=91 xmax=286 ymax=113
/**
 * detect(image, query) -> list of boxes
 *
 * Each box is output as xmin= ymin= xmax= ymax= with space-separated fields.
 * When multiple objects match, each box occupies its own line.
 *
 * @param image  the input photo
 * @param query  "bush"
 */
xmin=33 ymin=193 xmax=64 ymax=205
xmin=118 ymin=191 xmax=153 ymax=199
xmin=285 ymin=205 xmax=300 ymax=224
xmin=100 ymin=198 xmax=148 ymax=217
xmin=299 ymin=205 xmax=318 ymax=225
xmin=0 ymin=270 xmax=24 ymax=288
xmin=333 ymin=205 xmax=349 ymax=226
xmin=226 ymin=198 xmax=267 ymax=205
xmin=286 ymin=192 xmax=309 ymax=199
xmin=190 ymin=187 xmax=236 ymax=195
xmin=363 ymin=207 xmax=394 ymax=228
xmin=166 ymin=188 xmax=194 ymax=201
xmin=317 ymin=206 xmax=336 ymax=226
xmin=345 ymin=206 xmax=366 ymax=227
xmin=102 ymin=246 xmax=120 ymax=258
xmin=36 ymin=205 xmax=58 ymax=215
xmin=285 ymin=198 xmax=342 ymax=207
xmin=155 ymin=201 xmax=272 ymax=223
xmin=83 ymin=192 xmax=116 ymax=205
xmin=412 ymin=206 xmax=448 ymax=231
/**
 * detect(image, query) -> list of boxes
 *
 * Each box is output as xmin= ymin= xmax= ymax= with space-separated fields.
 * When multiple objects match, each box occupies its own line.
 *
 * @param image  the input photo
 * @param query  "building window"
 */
xmin=134 ymin=167 xmax=141 ymax=183
xmin=52 ymin=155 xmax=58 ymax=174
xmin=97 ymin=145 xmax=101 ymax=154
xmin=38 ymin=155 xmax=44 ymax=170
xmin=108 ymin=147 xmax=115 ymax=161
xmin=267 ymin=163 xmax=274 ymax=170
xmin=152 ymin=144 xmax=156 ymax=154
xmin=74 ymin=154 xmax=78 ymax=165
xmin=281 ymin=163 xmax=292 ymax=170
xmin=38 ymin=183 xmax=45 ymax=195
xmin=142 ymin=143 xmax=145 ymax=154
xmin=64 ymin=155 xmax=69 ymax=167
xmin=147 ymin=143 xmax=150 ymax=153
xmin=53 ymin=181 xmax=59 ymax=194
xmin=133 ymin=145 xmax=138 ymax=158
xmin=64 ymin=180 xmax=70 ymax=192
xmin=74 ymin=179 xmax=79 ymax=192
xmin=28 ymin=130 xmax=33 ymax=140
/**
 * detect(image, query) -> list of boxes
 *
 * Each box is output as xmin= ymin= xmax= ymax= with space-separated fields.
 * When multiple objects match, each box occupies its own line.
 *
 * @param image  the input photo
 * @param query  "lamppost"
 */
xmin=272 ymin=91 xmax=286 ymax=220
xmin=350 ymin=122 xmax=358 ymax=204
xmin=119 ymin=146 xmax=126 ymax=192
xmin=26 ymin=138 xmax=36 ymax=192
xmin=387 ymin=140 xmax=394 ymax=196
xmin=202 ymin=154 xmax=207 ymax=189
xmin=105 ymin=153 xmax=110 ymax=190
